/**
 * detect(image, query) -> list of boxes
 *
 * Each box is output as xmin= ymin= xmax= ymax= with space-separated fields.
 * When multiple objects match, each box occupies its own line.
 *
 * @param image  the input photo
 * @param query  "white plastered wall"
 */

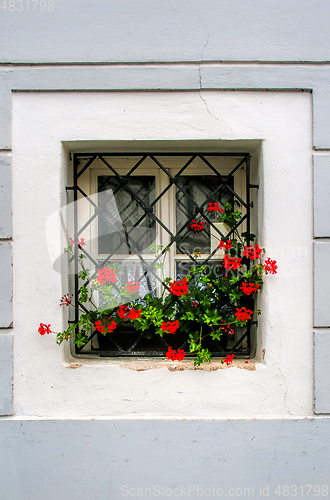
xmin=12 ymin=91 xmax=313 ymax=418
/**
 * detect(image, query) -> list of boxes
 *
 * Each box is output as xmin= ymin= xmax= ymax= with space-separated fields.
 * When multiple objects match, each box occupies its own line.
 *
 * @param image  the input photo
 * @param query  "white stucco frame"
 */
xmin=12 ymin=90 xmax=313 ymax=418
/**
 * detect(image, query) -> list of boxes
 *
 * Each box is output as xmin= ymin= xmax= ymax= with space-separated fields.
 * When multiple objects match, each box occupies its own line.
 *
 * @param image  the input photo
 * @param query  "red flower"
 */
xmin=60 ymin=293 xmax=73 ymax=306
xmin=240 ymin=282 xmax=260 ymax=295
xmin=160 ymin=320 xmax=179 ymax=334
xmin=166 ymin=346 xmax=186 ymax=361
xmin=107 ymin=320 xmax=117 ymax=333
xmin=189 ymin=220 xmax=205 ymax=232
xmin=175 ymin=349 xmax=186 ymax=361
xmin=223 ymin=254 xmax=242 ymax=271
xmin=169 ymin=278 xmax=189 ymax=296
xmin=207 ymin=202 xmax=222 ymax=213
xmin=127 ymin=308 xmax=142 ymax=320
xmin=218 ymin=240 xmax=232 ymax=252
xmin=126 ymin=281 xmax=140 ymax=293
xmin=263 ymin=258 xmax=278 ymax=274
xmin=38 ymin=323 xmax=51 ymax=335
xmin=69 ymin=237 xmax=85 ymax=247
xmin=243 ymin=244 xmax=262 ymax=260
xmin=95 ymin=320 xmax=103 ymax=333
xmin=95 ymin=319 xmax=117 ymax=334
xmin=191 ymin=301 xmax=199 ymax=307
xmin=96 ymin=267 xmax=117 ymax=285
xmin=166 ymin=347 xmax=176 ymax=360
xmin=219 ymin=322 xmax=234 ymax=335
xmin=117 ymin=305 xmax=129 ymax=319
xmin=235 ymin=307 xmax=253 ymax=322
xmin=223 ymin=354 xmax=235 ymax=365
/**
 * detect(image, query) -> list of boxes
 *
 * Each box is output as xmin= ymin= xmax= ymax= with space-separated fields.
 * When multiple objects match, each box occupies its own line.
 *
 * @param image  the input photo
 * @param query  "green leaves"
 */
xmin=54 ymin=201 xmax=274 ymax=365
xmin=74 ymin=334 xmax=89 ymax=347
xmin=241 ymin=231 xmax=256 ymax=242
xmin=194 ymin=348 xmax=212 ymax=366
xmin=79 ymin=285 xmax=88 ymax=303
xmin=181 ymin=311 xmax=195 ymax=322
xmin=221 ymin=202 xmax=242 ymax=229
xmin=188 ymin=332 xmax=202 ymax=353
xmin=210 ymin=330 xmax=222 ymax=341
xmin=78 ymin=269 xmax=90 ymax=280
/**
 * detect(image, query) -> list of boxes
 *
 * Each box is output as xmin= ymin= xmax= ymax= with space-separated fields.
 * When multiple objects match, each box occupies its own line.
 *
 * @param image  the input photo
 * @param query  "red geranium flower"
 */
xmin=126 ymin=281 xmax=140 ymax=293
xmin=60 ymin=293 xmax=73 ymax=306
xmin=166 ymin=346 xmax=186 ymax=361
xmin=175 ymin=349 xmax=186 ymax=361
xmin=95 ymin=319 xmax=117 ymax=334
xmin=69 ymin=237 xmax=85 ymax=247
xmin=223 ymin=254 xmax=242 ymax=271
xmin=219 ymin=321 xmax=234 ymax=335
xmin=189 ymin=220 xmax=205 ymax=232
xmin=169 ymin=278 xmax=189 ymax=296
xmin=160 ymin=320 xmax=179 ymax=334
xmin=218 ymin=240 xmax=232 ymax=252
xmin=38 ymin=323 xmax=52 ymax=335
xmin=117 ymin=305 xmax=129 ymax=319
xmin=127 ymin=308 xmax=142 ymax=320
xmin=235 ymin=307 xmax=253 ymax=322
xmin=240 ymin=282 xmax=260 ymax=295
xmin=166 ymin=346 xmax=176 ymax=360
xmin=95 ymin=320 xmax=103 ymax=333
xmin=107 ymin=320 xmax=117 ymax=333
xmin=243 ymin=244 xmax=262 ymax=260
xmin=207 ymin=202 xmax=222 ymax=213
xmin=223 ymin=354 xmax=235 ymax=365
xmin=263 ymin=258 xmax=278 ymax=274
xmin=96 ymin=267 xmax=117 ymax=285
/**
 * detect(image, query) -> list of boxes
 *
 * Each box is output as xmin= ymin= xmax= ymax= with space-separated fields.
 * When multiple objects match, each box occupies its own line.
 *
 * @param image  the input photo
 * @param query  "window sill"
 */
xmin=65 ymin=359 xmax=256 ymax=372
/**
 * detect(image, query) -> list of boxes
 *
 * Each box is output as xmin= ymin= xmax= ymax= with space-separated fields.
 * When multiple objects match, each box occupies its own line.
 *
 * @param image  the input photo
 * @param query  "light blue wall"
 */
xmin=1 ymin=0 xmax=330 ymax=63
xmin=1 ymin=1 xmax=330 ymax=496
xmin=0 ymin=419 xmax=329 ymax=500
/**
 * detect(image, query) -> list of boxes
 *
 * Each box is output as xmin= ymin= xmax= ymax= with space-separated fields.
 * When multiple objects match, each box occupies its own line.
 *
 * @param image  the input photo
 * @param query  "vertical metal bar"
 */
xmin=247 ymin=324 xmax=251 ymax=354
xmin=246 ymin=153 xmax=251 ymax=354
xmin=246 ymin=153 xmax=251 ymax=249
xmin=73 ymin=154 xmax=79 ymax=347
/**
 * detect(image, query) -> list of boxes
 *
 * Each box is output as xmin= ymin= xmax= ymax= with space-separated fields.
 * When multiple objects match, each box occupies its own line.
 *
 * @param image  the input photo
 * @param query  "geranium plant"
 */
xmin=39 ymin=203 xmax=277 ymax=365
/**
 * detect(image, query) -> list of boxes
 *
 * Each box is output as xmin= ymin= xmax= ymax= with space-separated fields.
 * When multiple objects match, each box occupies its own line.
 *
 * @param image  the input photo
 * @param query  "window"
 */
xmin=67 ymin=152 xmax=255 ymax=358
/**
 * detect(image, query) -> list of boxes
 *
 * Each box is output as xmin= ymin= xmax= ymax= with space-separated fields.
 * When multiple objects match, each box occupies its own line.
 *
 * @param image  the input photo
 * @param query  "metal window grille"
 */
xmin=67 ymin=152 xmax=255 ymax=358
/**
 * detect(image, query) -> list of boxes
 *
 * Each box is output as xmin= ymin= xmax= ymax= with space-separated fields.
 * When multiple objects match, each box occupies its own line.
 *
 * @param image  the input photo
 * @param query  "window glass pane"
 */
xmin=176 ymin=175 xmax=234 ymax=255
xmin=97 ymin=175 xmax=156 ymax=255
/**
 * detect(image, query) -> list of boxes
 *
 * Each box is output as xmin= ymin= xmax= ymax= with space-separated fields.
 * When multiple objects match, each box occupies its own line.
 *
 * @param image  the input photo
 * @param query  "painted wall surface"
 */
xmin=0 ymin=418 xmax=329 ymax=500
xmin=1 ymin=2 xmax=330 ymax=498
xmin=1 ymin=0 xmax=330 ymax=63
xmin=11 ymin=91 xmax=313 ymax=418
